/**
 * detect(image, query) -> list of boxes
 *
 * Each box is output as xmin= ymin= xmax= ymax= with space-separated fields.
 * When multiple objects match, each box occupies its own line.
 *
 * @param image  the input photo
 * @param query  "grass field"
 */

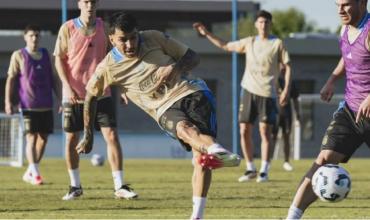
xmin=1 ymin=159 xmax=370 ymax=219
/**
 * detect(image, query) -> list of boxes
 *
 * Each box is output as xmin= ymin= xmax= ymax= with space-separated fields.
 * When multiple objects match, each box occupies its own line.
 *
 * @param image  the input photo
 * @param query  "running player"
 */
xmin=287 ymin=0 xmax=370 ymax=218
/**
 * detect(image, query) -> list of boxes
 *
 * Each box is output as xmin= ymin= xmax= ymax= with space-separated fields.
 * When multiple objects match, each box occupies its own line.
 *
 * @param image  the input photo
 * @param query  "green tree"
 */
xmin=237 ymin=7 xmax=317 ymax=38
xmin=271 ymin=7 xmax=312 ymax=38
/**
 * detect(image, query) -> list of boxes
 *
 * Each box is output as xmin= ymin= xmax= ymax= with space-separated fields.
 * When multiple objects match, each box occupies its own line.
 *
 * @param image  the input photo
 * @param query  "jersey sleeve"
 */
xmin=53 ymin=24 xmax=69 ymax=58
xmin=151 ymin=30 xmax=188 ymax=60
xmin=225 ymin=37 xmax=249 ymax=53
xmin=7 ymin=50 xmax=21 ymax=77
xmin=86 ymin=58 xmax=112 ymax=97
xmin=278 ymin=40 xmax=290 ymax=64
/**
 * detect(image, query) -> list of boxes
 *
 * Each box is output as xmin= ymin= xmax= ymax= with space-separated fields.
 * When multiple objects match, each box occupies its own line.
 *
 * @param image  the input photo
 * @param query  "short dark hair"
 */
xmin=108 ymin=12 xmax=138 ymax=35
xmin=255 ymin=10 xmax=272 ymax=21
xmin=24 ymin=24 xmax=41 ymax=34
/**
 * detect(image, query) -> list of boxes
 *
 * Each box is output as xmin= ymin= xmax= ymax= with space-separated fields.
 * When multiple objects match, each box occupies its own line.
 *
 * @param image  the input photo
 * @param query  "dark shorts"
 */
xmin=272 ymin=105 xmax=293 ymax=135
xmin=159 ymin=90 xmax=217 ymax=152
xmin=321 ymin=102 xmax=370 ymax=162
xmin=22 ymin=110 xmax=53 ymax=134
xmin=238 ymin=89 xmax=277 ymax=125
xmin=63 ymin=97 xmax=116 ymax=132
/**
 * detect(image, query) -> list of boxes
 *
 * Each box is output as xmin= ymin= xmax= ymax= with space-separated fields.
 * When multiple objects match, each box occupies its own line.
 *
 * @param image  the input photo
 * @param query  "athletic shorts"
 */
xmin=63 ymin=97 xmax=116 ymax=132
xmin=272 ymin=105 xmax=293 ymax=135
xmin=321 ymin=102 xmax=370 ymax=162
xmin=238 ymin=89 xmax=277 ymax=125
xmin=22 ymin=110 xmax=54 ymax=134
xmin=159 ymin=90 xmax=217 ymax=152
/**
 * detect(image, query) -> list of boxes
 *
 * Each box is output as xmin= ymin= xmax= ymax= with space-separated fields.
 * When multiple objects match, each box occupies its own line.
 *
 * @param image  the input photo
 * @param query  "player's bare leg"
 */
xmin=23 ymin=133 xmax=43 ymax=185
xmin=62 ymin=132 xmax=83 ymax=200
xmin=101 ymin=127 xmax=137 ymax=199
xmin=287 ymin=150 xmax=346 ymax=219
xmin=238 ymin=122 xmax=257 ymax=182
xmin=176 ymin=120 xmax=240 ymax=169
xmin=257 ymin=122 xmax=272 ymax=182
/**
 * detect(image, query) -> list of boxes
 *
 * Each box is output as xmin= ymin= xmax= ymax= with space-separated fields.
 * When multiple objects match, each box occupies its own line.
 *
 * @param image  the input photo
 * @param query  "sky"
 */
xmin=252 ymin=0 xmax=342 ymax=32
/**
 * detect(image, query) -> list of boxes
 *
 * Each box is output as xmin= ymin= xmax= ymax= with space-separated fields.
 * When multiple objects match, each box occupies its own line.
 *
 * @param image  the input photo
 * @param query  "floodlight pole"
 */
xmin=231 ymin=0 xmax=239 ymax=154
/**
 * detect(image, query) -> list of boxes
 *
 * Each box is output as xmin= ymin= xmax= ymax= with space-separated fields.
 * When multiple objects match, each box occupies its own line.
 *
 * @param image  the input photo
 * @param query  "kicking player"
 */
xmin=54 ymin=0 xmax=137 ymax=200
xmin=194 ymin=10 xmax=292 ymax=182
xmin=76 ymin=12 xmax=241 ymax=219
xmin=287 ymin=0 xmax=370 ymax=218
xmin=5 ymin=24 xmax=61 ymax=185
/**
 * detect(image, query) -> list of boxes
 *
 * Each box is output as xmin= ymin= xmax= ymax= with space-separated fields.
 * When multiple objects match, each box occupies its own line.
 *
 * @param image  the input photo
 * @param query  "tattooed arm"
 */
xmin=155 ymin=49 xmax=200 ymax=83
xmin=76 ymin=92 xmax=98 ymax=154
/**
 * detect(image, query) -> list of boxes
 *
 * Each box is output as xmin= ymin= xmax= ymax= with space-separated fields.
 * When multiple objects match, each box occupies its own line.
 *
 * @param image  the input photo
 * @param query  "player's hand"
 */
xmin=64 ymin=85 xmax=79 ymax=104
xmin=279 ymin=90 xmax=289 ymax=106
xmin=320 ymin=81 xmax=334 ymax=102
xmin=356 ymin=95 xmax=370 ymax=123
xmin=193 ymin=22 xmax=208 ymax=36
xmin=155 ymin=64 xmax=175 ymax=85
xmin=120 ymin=93 xmax=129 ymax=105
xmin=5 ymin=102 xmax=13 ymax=115
xmin=76 ymin=134 xmax=93 ymax=154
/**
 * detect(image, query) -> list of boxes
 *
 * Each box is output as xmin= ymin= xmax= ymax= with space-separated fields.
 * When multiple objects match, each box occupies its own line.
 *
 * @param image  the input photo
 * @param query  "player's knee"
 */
xmin=316 ymin=150 xmax=342 ymax=165
xmin=176 ymin=121 xmax=197 ymax=140
xmin=239 ymin=123 xmax=251 ymax=136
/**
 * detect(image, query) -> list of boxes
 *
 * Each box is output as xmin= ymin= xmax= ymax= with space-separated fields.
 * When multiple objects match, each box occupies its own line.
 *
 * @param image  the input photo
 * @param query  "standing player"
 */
xmin=4 ymin=24 xmax=61 ymax=185
xmin=76 ymin=12 xmax=241 ymax=219
xmin=54 ymin=0 xmax=137 ymax=200
xmin=287 ymin=0 xmax=370 ymax=218
xmin=272 ymin=66 xmax=300 ymax=172
xmin=193 ymin=10 xmax=292 ymax=182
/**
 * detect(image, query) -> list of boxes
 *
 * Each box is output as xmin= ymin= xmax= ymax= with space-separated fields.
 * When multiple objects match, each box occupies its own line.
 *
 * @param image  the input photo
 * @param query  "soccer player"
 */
xmin=76 ymin=12 xmax=241 ymax=219
xmin=54 ymin=0 xmax=137 ymax=200
xmin=286 ymin=0 xmax=370 ymax=218
xmin=272 ymin=66 xmax=300 ymax=172
xmin=193 ymin=10 xmax=292 ymax=182
xmin=4 ymin=24 xmax=61 ymax=185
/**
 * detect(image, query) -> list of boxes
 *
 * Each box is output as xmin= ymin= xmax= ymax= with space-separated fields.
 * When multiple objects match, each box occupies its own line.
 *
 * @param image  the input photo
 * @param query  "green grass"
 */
xmin=1 ymin=159 xmax=370 ymax=219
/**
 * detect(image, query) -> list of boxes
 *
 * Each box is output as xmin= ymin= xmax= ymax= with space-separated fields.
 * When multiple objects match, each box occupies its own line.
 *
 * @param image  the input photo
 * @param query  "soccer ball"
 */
xmin=312 ymin=164 xmax=351 ymax=202
xmin=91 ymin=154 xmax=105 ymax=166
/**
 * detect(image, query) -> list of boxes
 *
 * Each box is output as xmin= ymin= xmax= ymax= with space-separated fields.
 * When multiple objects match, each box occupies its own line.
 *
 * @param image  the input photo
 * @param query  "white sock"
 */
xmin=29 ymin=163 xmax=40 ymax=176
xmin=68 ymin=169 xmax=81 ymax=187
xmin=112 ymin=170 xmax=124 ymax=191
xmin=191 ymin=196 xmax=206 ymax=219
xmin=246 ymin=161 xmax=256 ymax=171
xmin=260 ymin=160 xmax=270 ymax=174
xmin=287 ymin=205 xmax=303 ymax=219
xmin=206 ymin=143 xmax=226 ymax=154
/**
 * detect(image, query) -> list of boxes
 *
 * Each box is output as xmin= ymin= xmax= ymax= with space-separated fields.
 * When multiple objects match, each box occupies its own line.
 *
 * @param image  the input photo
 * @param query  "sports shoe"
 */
xmin=62 ymin=186 xmax=83 ymax=200
xmin=198 ymin=151 xmax=241 ymax=170
xmin=238 ymin=170 xmax=257 ymax=182
xmin=283 ymin=162 xmax=293 ymax=171
xmin=22 ymin=172 xmax=32 ymax=184
xmin=114 ymin=184 xmax=138 ymax=200
xmin=22 ymin=172 xmax=43 ymax=185
xmin=256 ymin=172 xmax=268 ymax=183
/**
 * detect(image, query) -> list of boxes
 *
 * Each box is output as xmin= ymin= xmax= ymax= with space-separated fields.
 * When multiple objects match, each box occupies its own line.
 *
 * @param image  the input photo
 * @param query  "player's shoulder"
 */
xmin=11 ymin=49 xmax=23 ymax=60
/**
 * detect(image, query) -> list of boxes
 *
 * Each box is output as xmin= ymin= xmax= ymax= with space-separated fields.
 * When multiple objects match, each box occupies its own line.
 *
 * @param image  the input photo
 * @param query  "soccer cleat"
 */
xmin=283 ymin=162 xmax=293 ymax=171
xmin=62 ymin=186 xmax=83 ymax=200
xmin=198 ymin=151 xmax=241 ymax=170
xmin=114 ymin=184 xmax=138 ymax=200
xmin=22 ymin=172 xmax=43 ymax=185
xmin=22 ymin=172 xmax=32 ymax=184
xmin=238 ymin=170 xmax=257 ymax=182
xmin=256 ymin=172 xmax=269 ymax=183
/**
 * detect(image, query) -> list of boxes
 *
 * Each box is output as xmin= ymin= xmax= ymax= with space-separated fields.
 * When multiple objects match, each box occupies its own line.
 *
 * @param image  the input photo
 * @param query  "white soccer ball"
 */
xmin=312 ymin=164 xmax=351 ymax=202
xmin=91 ymin=154 xmax=105 ymax=166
